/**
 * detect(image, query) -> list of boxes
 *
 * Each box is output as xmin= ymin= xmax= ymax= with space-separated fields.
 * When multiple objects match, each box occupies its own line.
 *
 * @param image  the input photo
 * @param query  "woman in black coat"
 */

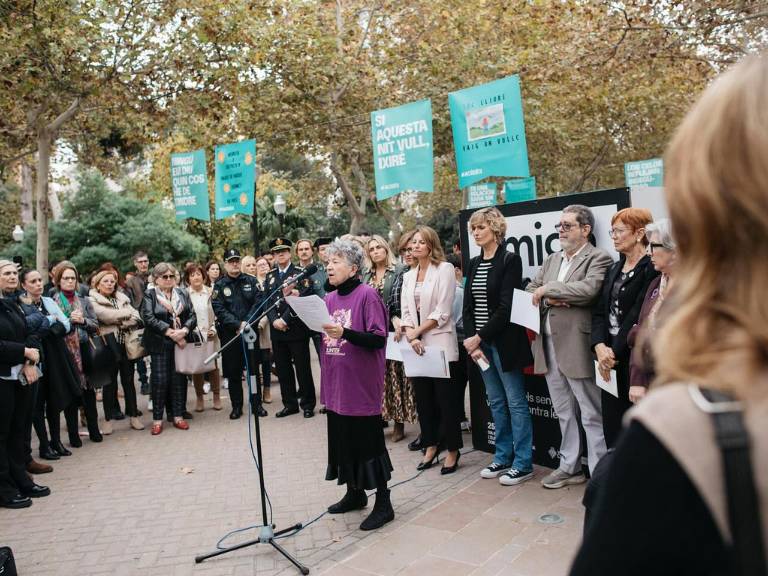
xmin=140 ymin=262 xmax=197 ymax=435
xmin=0 ymin=260 xmax=48 ymax=509
xmin=591 ymin=208 xmax=659 ymax=447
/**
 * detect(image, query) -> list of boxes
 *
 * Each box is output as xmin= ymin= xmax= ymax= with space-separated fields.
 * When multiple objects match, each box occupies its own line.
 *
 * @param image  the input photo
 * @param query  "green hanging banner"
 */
xmin=371 ymin=99 xmax=434 ymax=200
xmin=171 ymin=149 xmax=210 ymax=221
xmin=504 ymin=177 xmax=537 ymax=204
xmin=449 ymin=75 xmax=530 ymax=189
xmin=466 ymin=183 xmax=497 ymax=209
xmin=214 ymin=139 xmax=256 ymax=219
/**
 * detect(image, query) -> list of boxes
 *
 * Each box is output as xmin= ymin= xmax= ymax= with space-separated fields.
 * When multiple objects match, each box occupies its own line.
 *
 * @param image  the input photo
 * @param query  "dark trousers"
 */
xmin=256 ymin=347 xmax=272 ymax=389
xmin=412 ymin=374 xmax=463 ymax=452
xmin=64 ymin=388 xmax=99 ymax=442
xmin=25 ymin=379 xmax=54 ymax=461
xmin=451 ymin=344 xmax=469 ymax=421
xmin=150 ymin=347 xmax=186 ymax=420
xmin=601 ymin=362 xmax=632 ymax=448
xmin=0 ymin=379 xmax=34 ymax=499
xmin=103 ymin=356 xmax=138 ymax=419
xmin=220 ymin=331 xmax=263 ymax=409
xmin=274 ymin=338 xmax=316 ymax=411
xmin=136 ymin=357 xmax=149 ymax=387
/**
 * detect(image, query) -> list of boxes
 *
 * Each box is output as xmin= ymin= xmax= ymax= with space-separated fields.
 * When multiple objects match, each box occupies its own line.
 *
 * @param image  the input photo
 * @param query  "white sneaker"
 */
xmin=541 ymin=468 xmax=586 ymax=489
xmin=147 ymin=399 xmax=153 ymax=411
xmin=223 ymin=378 xmax=229 ymax=390
xmin=499 ymin=468 xmax=534 ymax=486
xmin=203 ymin=382 xmax=211 ymax=394
xmin=480 ymin=462 xmax=510 ymax=479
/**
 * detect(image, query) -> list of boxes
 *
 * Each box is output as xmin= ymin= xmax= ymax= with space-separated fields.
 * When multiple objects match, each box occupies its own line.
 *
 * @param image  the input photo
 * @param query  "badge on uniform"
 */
xmin=243 ymin=284 xmax=252 ymax=291
xmin=223 ymin=287 xmax=232 ymax=297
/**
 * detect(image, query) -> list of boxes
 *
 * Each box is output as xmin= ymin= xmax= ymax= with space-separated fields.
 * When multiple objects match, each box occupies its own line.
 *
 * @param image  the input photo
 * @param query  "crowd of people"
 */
xmin=2 ymin=59 xmax=766 ymax=569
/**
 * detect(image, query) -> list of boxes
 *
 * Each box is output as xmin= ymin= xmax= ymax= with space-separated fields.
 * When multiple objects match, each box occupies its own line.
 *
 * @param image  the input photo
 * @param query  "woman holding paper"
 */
xmin=463 ymin=207 xmax=535 ymax=486
xmin=400 ymin=226 xmax=461 ymax=474
xmin=591 ymin=208 xmax=657 ymax=447
xmin=320 ymin=239 xmax=394 ymax=531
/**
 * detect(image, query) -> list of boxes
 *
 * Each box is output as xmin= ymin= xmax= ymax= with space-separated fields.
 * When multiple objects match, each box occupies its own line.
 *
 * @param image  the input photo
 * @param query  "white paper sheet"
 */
xmin=594 ymin=361 xmax=619 ymax=398
xmin=400 ymin=346 xmax=450 ymax=378
xmin=284 ymin=295 xmax=332 ymax=333
xmin=385 ymin=333 xmax=404 ymax=361
xmin=510 ymin=289 xmax=541 ymax=334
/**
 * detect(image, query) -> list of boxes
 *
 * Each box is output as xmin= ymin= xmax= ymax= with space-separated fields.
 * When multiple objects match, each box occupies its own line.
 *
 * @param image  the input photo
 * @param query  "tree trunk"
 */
xmin=35 ymin=132 xmax=52 ymax=278
xmin=20 ymin=161 xmax=34 ymax=224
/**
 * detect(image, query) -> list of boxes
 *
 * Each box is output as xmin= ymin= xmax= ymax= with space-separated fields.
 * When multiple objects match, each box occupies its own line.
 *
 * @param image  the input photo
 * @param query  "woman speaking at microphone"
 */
xmin=320 ymin=239 xmax=394 ymax=531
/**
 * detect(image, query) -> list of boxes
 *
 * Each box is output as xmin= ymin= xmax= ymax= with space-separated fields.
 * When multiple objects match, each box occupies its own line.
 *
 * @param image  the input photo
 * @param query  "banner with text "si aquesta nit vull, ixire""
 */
xmin=371 ymin=99 xmax=434 ymax=201
xmin=449 ymin=75 xmax=530 ymax=190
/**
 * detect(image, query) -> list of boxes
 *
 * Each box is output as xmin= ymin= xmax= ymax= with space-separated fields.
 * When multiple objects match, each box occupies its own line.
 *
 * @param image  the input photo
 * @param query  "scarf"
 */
xmin=156 ymin=287 xmax=183 ymax=330
xmin=647 ymin=274 xmax=669 ymax=331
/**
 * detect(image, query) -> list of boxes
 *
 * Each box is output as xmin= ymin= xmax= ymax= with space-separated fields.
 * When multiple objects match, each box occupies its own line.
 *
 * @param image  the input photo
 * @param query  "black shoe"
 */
xmin=113 ymin=411 xmax=126 ymax=421
xmin=381 ymin=419 xmax=389 ymax=428
xmin=359 ymin=489 xmax=394 ymax=531
xmin=416 ymin=448 xmax=439 ymax=471
xmin=69 ymin=435 xmax=83 ymax=448
xmin=255 ymin=405 xmax=268 ymax=417
xmin=440 ymin=451 xmax=461 ymax=475
xmin=275 ymin=407 xmax=299 ymax=418
xmin=408 ymin=435 xmax=423 ymax=452
xmin=21 ymin=483 xmax=51 ymax=498
xmin=89 ymin=431 xmax=103 ymax=443
xmin=319 ymin=406 xmax=327 ymax=414
xmin=140 ymin=384 xmax=150 ymax=395
xmin=0 ymin=493 xmax=32 ymax=509
xmin=183 ymin=411 xmax=194 ymax=420
xmin=229 ymin=407 xmax=243 ymax=420
xmin=303 ymin=409 xmax=314 ymax=418
xmin=328 ymin=489 xmax=368 ymax=514
xmin=39 ymin=446 xmax=60 ymax=461
xmin=52 ymin=441 xmax=72 ymax=457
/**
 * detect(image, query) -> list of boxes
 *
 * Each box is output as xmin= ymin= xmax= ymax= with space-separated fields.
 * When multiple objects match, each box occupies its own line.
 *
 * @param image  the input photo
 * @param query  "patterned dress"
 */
xmin=367 ymin=268 xmax=417 ymax=423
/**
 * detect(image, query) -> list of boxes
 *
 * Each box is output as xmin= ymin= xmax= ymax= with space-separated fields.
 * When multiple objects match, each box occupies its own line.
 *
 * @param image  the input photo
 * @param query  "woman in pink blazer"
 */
xmin=400 ymin=226 xmax=461 ymax=474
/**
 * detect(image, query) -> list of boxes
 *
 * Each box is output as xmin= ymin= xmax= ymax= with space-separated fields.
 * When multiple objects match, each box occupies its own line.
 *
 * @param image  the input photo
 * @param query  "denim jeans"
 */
xmin=479 ymin=342 xmax=533 ymax=472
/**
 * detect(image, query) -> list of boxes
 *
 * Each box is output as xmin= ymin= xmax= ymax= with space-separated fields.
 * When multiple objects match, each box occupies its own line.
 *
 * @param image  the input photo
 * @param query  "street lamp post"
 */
xmin=273 ymin=194 xmax=287 ymax=235
xmin=12 ymin=224 xmax=24 ymax=269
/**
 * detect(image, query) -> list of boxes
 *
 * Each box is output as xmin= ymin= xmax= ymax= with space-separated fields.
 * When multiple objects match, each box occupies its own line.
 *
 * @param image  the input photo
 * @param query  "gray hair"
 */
xmin=645 ymin=218 xmax=676 ymax=251
xmin=325 ymin=239 xmax=364 ymax=272
xmin=562 ymin=204 xmax=595 ymax=231
xmin=151 ymin=262 xmax=178 ymax=279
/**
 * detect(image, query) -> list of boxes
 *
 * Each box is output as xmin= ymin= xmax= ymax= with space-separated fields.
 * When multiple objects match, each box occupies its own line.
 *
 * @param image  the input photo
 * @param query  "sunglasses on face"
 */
xmin=159 ymin=274 xmax=175 ymax=280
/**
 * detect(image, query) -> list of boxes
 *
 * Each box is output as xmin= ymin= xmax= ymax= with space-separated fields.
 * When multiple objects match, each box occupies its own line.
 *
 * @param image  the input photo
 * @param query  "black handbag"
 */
xmin=0 ymin=546 xmax=18 ymax=576
xmin=80 ymin=334 xmax=115 ymax=389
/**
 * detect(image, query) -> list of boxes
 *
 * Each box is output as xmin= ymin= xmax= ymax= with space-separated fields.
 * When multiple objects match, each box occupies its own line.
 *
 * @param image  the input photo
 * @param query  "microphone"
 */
xmin=278 ymin=263 xmax=318 ymax=290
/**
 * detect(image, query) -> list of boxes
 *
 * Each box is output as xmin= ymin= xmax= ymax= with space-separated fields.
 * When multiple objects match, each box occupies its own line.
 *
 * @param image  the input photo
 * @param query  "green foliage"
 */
xmin=3 ymin=171 xmax=207 ymax=275
xmin=0 ymin=181 xmax=21 ymax=252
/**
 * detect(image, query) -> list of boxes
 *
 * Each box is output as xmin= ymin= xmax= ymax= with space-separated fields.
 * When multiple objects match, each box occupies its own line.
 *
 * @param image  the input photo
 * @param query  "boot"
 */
xmin=262 ymin=386 xmax=272 ymax=404
xmin=101 ymin=420 xmax=113 ymax=435
xmin=130 ymin=416 xmax=145 ymax=431
xmin=328 ymin=487 xmax=368 ymax=514
xmin=212 ymin=373 xmax=222 ymax=411
xmin=391 ymin=422 xmax=406 ymax=443
xmin=194 ymin=380 xmax=205 ymax=412
xmin=360 ymin=488 xmax=394 ymax=531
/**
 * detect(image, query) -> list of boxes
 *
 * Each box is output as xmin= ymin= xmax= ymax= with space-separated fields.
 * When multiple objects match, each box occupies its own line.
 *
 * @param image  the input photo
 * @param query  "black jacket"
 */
xmin=140 ymin=287 xmax=197 ymax=354
xmin=211 ymin=272 xmax=264 ymax=333
xmin=0 ymin=296 xmax=41 ymax=377
xmin=591 ymin=255 xmax=659 ymax=362
xmin=265 ymin=264 xmax=320 ymax=342
xmin=463 ymin=248 xmax=533 ymax=372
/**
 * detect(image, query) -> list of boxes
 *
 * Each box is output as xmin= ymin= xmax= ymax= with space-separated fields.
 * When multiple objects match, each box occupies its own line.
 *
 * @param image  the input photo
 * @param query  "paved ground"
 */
xmin=1 ymin=353 xmax=584 ymax=576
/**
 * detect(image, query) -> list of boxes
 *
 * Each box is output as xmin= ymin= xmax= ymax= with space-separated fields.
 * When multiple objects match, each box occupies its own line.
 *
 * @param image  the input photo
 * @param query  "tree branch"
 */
xmin=48 ymin=98 xmax=81 ymax=134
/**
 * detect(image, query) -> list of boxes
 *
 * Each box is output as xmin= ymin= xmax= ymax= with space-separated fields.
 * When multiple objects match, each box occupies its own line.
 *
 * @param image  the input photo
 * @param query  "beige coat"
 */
xmin=401 ymin=261 xmax=458 ymax=362
xmin=526 ymin=243 xmax=613 ymax=379
xmin=88 ymin=289 xmax=141 ymax=336
xmin=631 ymin=383 xmax=768 ymax=560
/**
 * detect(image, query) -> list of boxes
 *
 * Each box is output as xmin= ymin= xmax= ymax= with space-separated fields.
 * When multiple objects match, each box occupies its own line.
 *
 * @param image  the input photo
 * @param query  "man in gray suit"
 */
xmin=526 ymin=205 xmax=613 ymax=489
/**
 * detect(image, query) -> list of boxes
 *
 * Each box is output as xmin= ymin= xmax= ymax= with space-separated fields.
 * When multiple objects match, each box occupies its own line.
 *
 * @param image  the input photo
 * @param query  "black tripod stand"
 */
xmin=194 ymin=298 xmax=310 ymax=574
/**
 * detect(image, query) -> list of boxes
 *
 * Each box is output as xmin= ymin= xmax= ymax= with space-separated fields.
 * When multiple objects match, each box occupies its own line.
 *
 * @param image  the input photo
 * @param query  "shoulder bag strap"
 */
xmin=698 ymin=387 xmax=767 ymax=576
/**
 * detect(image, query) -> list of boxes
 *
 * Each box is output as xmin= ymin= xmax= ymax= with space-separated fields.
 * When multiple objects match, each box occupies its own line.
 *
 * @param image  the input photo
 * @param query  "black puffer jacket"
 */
xmin=0 ymin=296 xmax=41 ymax=377
xmin=140 ymin=287 xmax=197 ymax=354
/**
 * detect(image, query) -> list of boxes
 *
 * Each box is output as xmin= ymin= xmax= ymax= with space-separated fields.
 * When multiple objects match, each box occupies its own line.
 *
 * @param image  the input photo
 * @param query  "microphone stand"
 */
xmin=194 ymin=289 xmax=310 ymax=575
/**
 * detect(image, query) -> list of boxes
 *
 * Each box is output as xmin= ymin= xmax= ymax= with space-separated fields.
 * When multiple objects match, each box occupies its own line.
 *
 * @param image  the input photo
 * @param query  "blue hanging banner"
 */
xmin=504 ymin=177 xmax=537 ymax=204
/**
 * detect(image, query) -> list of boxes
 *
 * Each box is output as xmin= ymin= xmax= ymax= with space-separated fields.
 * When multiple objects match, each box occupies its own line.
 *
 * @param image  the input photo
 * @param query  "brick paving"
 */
xmin=1 ymin=353 xmax=584 ymax=575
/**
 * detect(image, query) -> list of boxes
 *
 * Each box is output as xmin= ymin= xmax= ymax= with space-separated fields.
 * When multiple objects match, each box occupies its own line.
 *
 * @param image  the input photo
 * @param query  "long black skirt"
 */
xmin=325 ymin=410 xmax=393 ymax=491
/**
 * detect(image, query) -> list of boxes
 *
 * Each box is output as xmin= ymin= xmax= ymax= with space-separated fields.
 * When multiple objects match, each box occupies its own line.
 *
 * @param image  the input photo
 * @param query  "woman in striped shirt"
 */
xmin=463 ymin=208 xmax=534 ymax=486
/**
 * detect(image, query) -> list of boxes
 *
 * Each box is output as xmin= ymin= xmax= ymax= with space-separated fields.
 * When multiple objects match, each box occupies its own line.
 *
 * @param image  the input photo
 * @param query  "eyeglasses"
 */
xmin=649 ymin=242 xmax=667 ymax=252
xmin=554 ymin=222 xmax=579 ymax=232
xmin=159 ymin=274 xmax=175 ymax=280
xmin=60 ymin=276 xmax=77 ymax=281
xmin=608 ymin=227 xmax=630 ymax=238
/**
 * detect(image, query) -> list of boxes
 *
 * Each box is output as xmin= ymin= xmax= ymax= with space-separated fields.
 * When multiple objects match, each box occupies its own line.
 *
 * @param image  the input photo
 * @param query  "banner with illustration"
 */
xmin=448 ymin=75 xmax=530 ymax=189
xmin=371 ymin=100 xmax=434 ymax=200
xmin=504 ymin=176 xmax=537 ymax=204
xmin=214 ymin=139 xmax=256 ymax=219
xmin=171 ymin=149 xmax=210 ymax=221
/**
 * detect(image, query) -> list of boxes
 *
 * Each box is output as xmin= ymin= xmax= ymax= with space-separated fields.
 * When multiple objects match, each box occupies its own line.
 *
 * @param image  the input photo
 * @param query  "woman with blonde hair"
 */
xmin=571 ymin=54 xmax=768 ymax=575
xmin=400 ymin=225 xmax=461 ymax=473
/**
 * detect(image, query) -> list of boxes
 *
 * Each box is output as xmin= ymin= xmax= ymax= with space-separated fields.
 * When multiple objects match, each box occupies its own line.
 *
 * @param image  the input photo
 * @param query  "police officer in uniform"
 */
xmin=211 ymin=248 xmax=268 ymax=419
xmin=266 ymin=238 xmax=320 ymax=418
xmin=312 ymin=237 xmax=331 ymax=295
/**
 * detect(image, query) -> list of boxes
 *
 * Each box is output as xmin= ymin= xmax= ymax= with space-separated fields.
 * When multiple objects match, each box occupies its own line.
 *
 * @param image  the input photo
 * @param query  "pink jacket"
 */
xmin=400 ymin=261 xmax=458 ymax=362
